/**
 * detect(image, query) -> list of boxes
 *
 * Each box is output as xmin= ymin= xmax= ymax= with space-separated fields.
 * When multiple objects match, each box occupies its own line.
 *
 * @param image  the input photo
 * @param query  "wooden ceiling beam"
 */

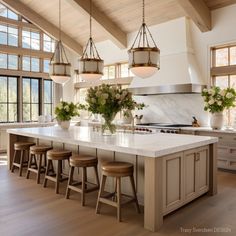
xmin=1 ymin=0 xmax=83 ymax=55
xmin=176 ymin=0 xmax=212 ymax=32
xmin=66 ymin=0 xmax=127 ymax=49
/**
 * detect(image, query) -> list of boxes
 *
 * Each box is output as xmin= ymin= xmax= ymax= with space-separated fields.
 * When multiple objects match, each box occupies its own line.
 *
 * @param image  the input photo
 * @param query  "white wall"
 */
xmin=95 ymin=17 xmax=188 ymax=64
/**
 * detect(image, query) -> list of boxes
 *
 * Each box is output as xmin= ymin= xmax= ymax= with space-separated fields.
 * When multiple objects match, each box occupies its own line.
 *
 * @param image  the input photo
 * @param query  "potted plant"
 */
xmin=202 ymin=86 xmax=236 ymax=130
xmin=85 ymin=84 xmax=145 ymax=135
xmin=55 ymin=101 xmax=80 ymax=129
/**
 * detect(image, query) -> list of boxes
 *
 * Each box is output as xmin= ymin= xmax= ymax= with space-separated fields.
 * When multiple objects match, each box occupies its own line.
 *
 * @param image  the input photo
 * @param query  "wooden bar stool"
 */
xmin=96 ymin=161 xmax=140 ymax=222
xmin=11 ymin=142 xmax=35 ymax=176
xmin=65 ymin=155 xmax=100 ymax=206
xmin=43 ymin=149 xmax=72 ymax=194
xmin=26 ymin=145 xmax=52 ymax=184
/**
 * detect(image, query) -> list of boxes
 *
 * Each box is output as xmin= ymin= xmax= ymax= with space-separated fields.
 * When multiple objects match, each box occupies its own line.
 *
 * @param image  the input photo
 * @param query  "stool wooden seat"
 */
xmin=96 ymin=161 xmax=140 ymax=222
xmin=66 ymin=155 xmax=100 ymax=206
xmin=11 ymin=142 xmax=35 ymax=176
xmin=26 ymin=145 xmax=52 ymax=184
xmin=43 ymin=149 xmax=72 ymax=194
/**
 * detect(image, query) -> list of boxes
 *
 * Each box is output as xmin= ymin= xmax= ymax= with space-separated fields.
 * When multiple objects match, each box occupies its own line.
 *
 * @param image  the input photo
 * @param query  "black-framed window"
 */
xmin=0 ymin=76 xmax=18 ymax=122
xmin=22 ymin=77 xmax=40 ymax=122
xmin=44 ymin=79 xmax=53 ymax=115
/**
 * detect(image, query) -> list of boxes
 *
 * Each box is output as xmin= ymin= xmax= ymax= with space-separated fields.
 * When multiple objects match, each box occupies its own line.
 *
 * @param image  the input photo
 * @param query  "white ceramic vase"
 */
xmin=60 ymin=120 xmax=71 ymax=129
xmin=210 ymin=112 xmax=224 ymax=130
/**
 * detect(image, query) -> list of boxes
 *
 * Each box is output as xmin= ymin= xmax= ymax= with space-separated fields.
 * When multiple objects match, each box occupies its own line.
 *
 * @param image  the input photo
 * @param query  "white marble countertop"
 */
xmin=0 ymin=122 xmax=55 ymax=129
xmin=7 ymin=126 xmax=218 ymax=158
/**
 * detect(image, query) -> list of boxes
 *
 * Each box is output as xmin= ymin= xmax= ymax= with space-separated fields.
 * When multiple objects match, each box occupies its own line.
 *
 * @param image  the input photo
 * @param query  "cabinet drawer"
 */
xmin=218 ymin=146 xmax=236 ymax=159
xmin=197 ymin=131 xmax=236 ymax=146
xmin=217 ymin=159 xmax=228 ymax=169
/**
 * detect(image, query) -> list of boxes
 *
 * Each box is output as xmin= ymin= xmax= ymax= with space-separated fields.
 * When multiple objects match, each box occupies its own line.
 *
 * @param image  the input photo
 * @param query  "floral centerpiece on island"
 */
xmin=201 ymin=86 xmax=236 ymax=129
xmin=55 ymin=101 xmax=80 ymax=129
xmin=85 ymin=84 xmax=145 ymax=135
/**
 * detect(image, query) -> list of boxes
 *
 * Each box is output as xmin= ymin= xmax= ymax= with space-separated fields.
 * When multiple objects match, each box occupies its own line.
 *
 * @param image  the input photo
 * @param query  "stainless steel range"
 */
xmin=136 ymin=123 xmax=193 ymax=134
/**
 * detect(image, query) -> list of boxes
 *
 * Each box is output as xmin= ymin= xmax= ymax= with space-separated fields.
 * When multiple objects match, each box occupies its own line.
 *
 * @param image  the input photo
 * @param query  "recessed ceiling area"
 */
xmin=2 ymin=0 xmax=236 ymax=55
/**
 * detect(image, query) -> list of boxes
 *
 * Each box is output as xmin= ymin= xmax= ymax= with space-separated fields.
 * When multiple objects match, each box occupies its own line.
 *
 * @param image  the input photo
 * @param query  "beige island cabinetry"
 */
xmin=181 ymin=128 xmax=236 ymax=171
xmin=163 ymin=145 xmax=209 ymax=215
xmin=7 ymin=126 xmax=217 ymax=232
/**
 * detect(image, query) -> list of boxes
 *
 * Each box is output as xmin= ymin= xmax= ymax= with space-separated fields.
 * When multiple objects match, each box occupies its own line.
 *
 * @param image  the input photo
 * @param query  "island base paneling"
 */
xmin=7 ymin=128 xmax=217 ymax=232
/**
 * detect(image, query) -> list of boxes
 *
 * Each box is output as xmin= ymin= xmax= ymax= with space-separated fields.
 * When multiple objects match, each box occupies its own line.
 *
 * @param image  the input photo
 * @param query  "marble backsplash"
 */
xmin=134 ymin=94 xmax=209 ymax=126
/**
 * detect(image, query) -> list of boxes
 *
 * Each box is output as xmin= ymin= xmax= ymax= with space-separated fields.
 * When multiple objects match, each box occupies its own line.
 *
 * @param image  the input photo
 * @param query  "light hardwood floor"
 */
xmin=0 ymin=154 xmax=236 ymax=236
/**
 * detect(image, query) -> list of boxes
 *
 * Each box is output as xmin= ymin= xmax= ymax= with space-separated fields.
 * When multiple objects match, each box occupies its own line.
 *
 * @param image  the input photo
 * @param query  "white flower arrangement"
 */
xmin=201 ymin=86 xmax=236 ymax=113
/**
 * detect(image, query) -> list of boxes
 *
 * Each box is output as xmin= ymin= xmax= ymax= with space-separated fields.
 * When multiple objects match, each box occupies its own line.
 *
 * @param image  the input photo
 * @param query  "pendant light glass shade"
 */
xmin=49 ymin=0 xmax=71 ymax=84
xmin=79 ymin=0 xmax=104 ymax=81
xmin=128 ymin=0 xmax=160 ymax=78
xmin=50 ymin=40 xmax=71 ymax=84
xmin=79 ymin=38 xmax=104 ymax=81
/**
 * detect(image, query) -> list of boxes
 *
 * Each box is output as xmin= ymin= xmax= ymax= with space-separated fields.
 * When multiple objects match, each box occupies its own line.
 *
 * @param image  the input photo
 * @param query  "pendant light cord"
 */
xmin=89 ymin=0 xmax=92 ymax=57
xmin=59 ymin=0 xmax=61 ymax=41
xmin=142 ymin=0 xmax=145 ymax=24
xmin=90 ymin=0 xmax=92 ymax=38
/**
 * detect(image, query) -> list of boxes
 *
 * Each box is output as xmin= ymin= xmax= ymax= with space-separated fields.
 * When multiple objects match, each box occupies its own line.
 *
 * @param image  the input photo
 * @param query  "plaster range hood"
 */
xmin=129 ymin=51 xmax=206 ymax=95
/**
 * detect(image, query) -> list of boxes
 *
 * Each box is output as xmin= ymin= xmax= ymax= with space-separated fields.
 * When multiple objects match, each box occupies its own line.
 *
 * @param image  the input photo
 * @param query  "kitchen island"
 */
xmin=7 ymin=126 xmax=218 ymax=232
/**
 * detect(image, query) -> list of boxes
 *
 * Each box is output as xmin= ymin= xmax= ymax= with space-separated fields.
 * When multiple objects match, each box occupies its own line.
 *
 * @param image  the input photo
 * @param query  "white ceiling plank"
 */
xmin=66 ymin=0 xmax=127 ymax=49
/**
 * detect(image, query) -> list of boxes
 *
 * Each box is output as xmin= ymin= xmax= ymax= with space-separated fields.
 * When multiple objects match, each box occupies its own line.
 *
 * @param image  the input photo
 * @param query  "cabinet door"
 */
xmin=184 ymin=150 xmax=197 ymax=201
xmin=196 ymin=146 xmax=209 ymax=194
xmin=162 ymin=152 xmax=184 ymax=214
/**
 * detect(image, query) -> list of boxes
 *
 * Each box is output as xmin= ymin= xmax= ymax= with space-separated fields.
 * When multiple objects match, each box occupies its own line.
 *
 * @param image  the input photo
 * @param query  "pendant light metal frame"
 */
xmin=79 ymin=0 xmax=104 ymax=80
xmin=128 ymin=0 xmax=160 ymax=77
xmin=49 ymin=0 xmax=71 ymax=84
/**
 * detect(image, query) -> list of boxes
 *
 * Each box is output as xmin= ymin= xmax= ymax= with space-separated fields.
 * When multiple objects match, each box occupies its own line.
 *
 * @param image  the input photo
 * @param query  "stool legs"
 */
xmin=96 ymin=173 xmax=140 ymax=221
xmin=65 ymin=166 xmax=75 ymax=199
xmin=19 ymin=150 xmax=25 ymax=177
xmin=11 ymin=150 xmax=17 ymax=173
xmin=56 ymin=160 xmax=62 ymax=194
xmin=66 ymin=164 xmax=100 ymax=206
xmin=43 ymin=159 xmax=53 ymax=188
xmin=37 ymin=154 xmax=43 ymax=184
xmin=26 ymin=154 xmax=33 ymax=179
xmin=43 ymin=159 xmax=67 ymax=194
xmin=129 ymin=175 xmax=141 ymax=213
xmin=96 ymin=174 xmax=107 ymax=214
xmin=81 ymin=167 xmax=86 ymax=206
xmin=117 ymin=177 xmax=121 ymax=222
xmin=26 ymin=153 xmax=40 ymax=183
xmin=94 ymin=166 xmax=100 ymax=187
xmin=11 ymin=149 xmax=29 ymax=176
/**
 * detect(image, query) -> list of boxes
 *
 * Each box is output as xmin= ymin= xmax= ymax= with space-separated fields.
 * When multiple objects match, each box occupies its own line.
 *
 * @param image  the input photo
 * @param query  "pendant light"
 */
xmin=128 ymin=0 xmax=160 ymax=78
xmin=79 ymin=0 xmax=104 ymax=81
xmin=49 ymin=0 xmax=71 ymax=84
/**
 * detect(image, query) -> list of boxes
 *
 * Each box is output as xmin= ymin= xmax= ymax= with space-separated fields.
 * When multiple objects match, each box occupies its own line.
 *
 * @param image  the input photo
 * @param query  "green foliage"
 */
xmin=55 ymin=101 xmax=80 ymax=121
xmin=82 ymin=84 xmax=145 ymax=134
xmin=84 ymin=84 xmax=145 ymax=120
xmin=201 ymin=86 xmax=236 ymax=113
